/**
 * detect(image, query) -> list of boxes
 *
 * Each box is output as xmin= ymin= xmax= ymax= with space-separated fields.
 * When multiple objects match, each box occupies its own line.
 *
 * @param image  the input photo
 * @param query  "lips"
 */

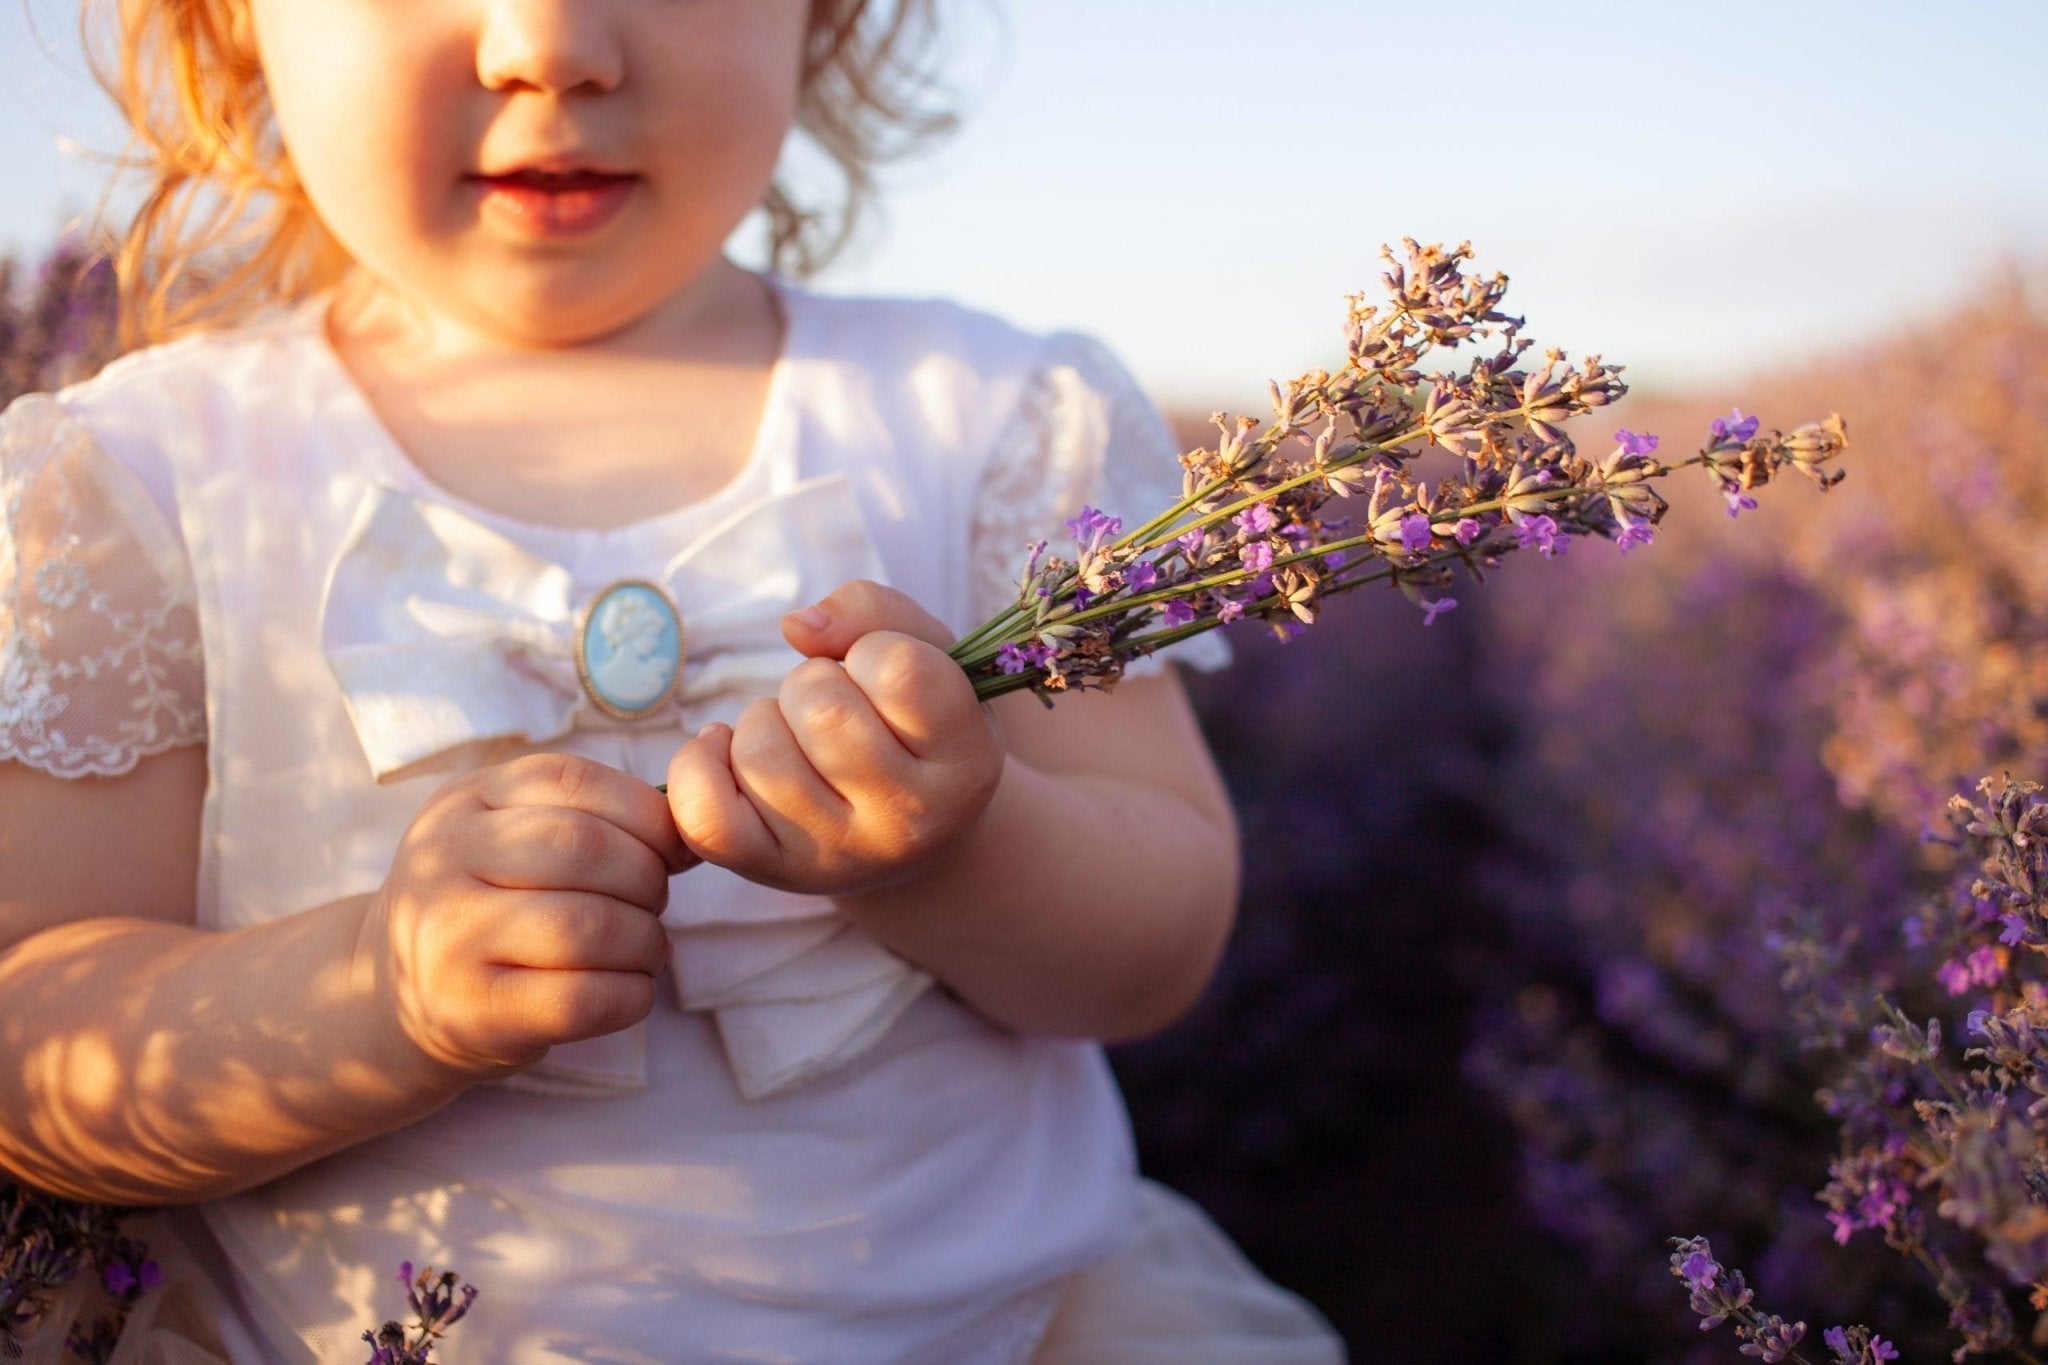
xmin=481 ymin=168 xmax=633 ymax=191
xmin=472 ymin=169 xmax=639 ymax=237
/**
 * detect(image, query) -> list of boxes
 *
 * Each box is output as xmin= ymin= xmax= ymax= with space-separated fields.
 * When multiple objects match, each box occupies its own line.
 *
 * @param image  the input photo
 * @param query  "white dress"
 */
xmin=0 ymin=279 xmax=1344 ymax=1364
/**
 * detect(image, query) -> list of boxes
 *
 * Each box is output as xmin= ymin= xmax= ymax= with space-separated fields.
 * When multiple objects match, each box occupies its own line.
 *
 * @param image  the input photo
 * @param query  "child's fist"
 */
xmin=364 ymin=752 xmax=694 ymax=1081
xmin=664 ymin=580 xmax=1003 ymax=897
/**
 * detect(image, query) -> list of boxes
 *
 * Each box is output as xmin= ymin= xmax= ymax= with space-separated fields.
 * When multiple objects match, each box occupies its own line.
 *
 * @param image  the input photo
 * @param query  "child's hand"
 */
xmin=363 ymin=754 xmax=695 ymax=1080
xmin=663 ymin=581 xmax=1004 ymax=897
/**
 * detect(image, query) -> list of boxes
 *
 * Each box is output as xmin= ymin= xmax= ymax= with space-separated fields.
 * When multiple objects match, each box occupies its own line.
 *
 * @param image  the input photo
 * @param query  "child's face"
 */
xmin=247 ymin=0 xmax=811 ymax=347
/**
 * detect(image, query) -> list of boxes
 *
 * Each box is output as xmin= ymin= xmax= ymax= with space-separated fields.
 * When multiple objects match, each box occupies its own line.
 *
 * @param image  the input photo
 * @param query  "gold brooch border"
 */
xmin=574 ymin=577 xmax=686 ymax=722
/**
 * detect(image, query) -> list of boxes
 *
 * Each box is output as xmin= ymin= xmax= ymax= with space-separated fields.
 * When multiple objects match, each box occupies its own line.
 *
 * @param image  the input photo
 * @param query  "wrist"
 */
xmin=346 ymin=892 xmax=503 ymax=1098
xmin=832 ymin=751 xmax=1016 ymax=921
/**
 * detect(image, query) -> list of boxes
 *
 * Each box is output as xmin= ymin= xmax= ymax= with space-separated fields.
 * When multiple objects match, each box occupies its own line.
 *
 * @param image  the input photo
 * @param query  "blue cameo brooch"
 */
xmin=575 ymin=579 xmax=685 ymax=721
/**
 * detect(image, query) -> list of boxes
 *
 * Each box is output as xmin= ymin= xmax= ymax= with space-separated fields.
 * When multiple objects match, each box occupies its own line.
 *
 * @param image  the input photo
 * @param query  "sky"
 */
xmin=3 ymin=0 xmax=2044 ymax=407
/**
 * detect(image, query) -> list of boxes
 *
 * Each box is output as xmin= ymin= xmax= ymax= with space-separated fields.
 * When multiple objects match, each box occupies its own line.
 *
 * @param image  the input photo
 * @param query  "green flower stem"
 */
xmin=1098 ymin=362 xmax=1385 ymax=554
xmin=949 ymin=601 xmax=1035 ymax=659
xmin=1124 ymin=421 xmax=1426 ymax=556
xmin=968 ymin=534 xmax=1482 ymax=701
xmin=948 ymin=412 xmax=1405 ymax=662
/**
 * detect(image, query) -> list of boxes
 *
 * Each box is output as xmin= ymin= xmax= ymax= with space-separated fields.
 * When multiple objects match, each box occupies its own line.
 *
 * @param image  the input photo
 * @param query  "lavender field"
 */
xmin=7 ymin=239 xmax=2048 ymax=1362
xmin=1140 ymin=268 xmax=2048 ymax=1361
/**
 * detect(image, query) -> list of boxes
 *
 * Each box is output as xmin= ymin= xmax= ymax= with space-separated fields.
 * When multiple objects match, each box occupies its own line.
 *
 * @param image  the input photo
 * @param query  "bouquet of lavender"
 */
xmin=949 ymin=239 xmax=1846 ymax=701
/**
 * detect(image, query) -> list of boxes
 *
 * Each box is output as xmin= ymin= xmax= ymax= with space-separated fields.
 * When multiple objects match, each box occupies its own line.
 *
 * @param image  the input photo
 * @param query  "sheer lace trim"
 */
xmin=969 ymin=333 xmax=1229 ymax=675
xmin=1 ymin=393 xmax=206 ymax=778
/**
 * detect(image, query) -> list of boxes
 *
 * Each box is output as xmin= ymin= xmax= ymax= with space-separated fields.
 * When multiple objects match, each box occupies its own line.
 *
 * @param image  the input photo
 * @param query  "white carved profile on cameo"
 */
xmin=576 ymin=579 xmax=685 ymax=721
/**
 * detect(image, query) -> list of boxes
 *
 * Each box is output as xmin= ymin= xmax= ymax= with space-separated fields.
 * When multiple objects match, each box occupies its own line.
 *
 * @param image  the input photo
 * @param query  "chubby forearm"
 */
xmin=835 ymin=756 xmax=1240 ymax=1039
xmin=0 ymin=896 xmax=473 ymax=1206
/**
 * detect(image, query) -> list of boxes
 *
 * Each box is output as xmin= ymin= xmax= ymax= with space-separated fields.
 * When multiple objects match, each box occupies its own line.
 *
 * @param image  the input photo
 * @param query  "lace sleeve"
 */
xmin=969 ymin=333 xmax=1231 ymax=676
xmin=1 ymin=393 xmax=206 ymax=777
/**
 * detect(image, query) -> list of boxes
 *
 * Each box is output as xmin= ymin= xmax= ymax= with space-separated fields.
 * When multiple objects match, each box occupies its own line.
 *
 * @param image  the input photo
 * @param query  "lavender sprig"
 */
xmin=0 ymin=1182 xmax=157 ymax=1364
xmin=361 ymin=1261 xmax=477 ymax=1365
xmin=949 ymin=239 xmax=1848 ymax=702
xmin=1671 ymin=1237 xmax=1901 ymax=1364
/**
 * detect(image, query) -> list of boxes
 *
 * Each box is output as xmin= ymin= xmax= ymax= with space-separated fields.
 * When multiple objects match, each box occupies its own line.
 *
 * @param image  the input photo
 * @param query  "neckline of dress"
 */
xmin=292 ymin=276 xmax=807 ymax=546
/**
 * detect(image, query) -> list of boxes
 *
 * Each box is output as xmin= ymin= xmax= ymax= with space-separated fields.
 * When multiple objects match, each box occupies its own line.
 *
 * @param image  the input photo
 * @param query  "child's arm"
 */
xmin=665 ymin=581 xmax=1239 ymax=1040
xmin=0 ymin=749 xmax=690 ymax=1206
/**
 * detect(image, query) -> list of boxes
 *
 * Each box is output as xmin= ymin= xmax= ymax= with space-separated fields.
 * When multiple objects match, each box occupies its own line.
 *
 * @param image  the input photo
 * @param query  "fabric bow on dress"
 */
xmin=320 ymin=476 xmax=935 ymax=1101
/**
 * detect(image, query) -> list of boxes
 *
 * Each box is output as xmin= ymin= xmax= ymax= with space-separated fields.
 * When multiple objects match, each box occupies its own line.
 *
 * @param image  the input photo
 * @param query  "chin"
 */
xmin=460 ymin=282 xmax=660 ymax=348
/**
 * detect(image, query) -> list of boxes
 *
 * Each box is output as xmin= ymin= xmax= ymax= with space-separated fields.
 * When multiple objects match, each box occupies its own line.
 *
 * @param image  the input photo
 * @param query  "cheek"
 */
xmin=253 ymin=12 xmax=461 ymax=234
xmin=658 ymin=10 xmax=807 ymax=176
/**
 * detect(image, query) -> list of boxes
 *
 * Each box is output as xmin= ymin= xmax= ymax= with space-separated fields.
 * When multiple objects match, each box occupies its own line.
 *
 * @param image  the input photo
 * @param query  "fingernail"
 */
xmin=787 ymin=604 xmax=830 ymax=631
xmin=696 ymin=721 xmax=725 ymax=739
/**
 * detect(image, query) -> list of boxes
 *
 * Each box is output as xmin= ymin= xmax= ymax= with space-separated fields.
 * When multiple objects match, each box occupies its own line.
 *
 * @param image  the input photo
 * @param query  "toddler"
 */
xmin=0 ymin=1 xmax=1345 ymax=1359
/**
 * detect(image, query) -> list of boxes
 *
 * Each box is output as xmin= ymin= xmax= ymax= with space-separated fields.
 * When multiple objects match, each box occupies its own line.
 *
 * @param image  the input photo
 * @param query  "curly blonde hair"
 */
xmin=79 ymin=0 xmax=955 ymax=351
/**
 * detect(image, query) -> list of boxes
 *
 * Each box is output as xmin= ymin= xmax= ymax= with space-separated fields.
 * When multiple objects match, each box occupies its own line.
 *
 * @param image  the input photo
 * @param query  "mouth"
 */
xmin=470 ymin=169 xmax=639 ymax=237
xmin=474 ymin=167 xmax=637 ymax=191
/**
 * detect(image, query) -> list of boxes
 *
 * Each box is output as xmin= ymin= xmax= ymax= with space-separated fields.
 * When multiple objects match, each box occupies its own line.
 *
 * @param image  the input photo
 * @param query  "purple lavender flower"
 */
xmin=1217 ymin=598 xmax=1245 ymax=624
xmin=1724 ymin=489 xmax=1760 ymax=518
xmin=1175 ymin=529 xmax=1206 ymax=562
xmin=1453 ymin=517 xmax=1485 ymax=547
xmin=1241 ymin=541 xmax=1275 ymax=574
xmin=1126 ymin=561 xmax=1159 ymax=591
xmin=1615 ymin=520 xmax=1655 ymax=556
xmin=1399 ymin=512 xmax=1432 ymax=555
xmin=1160 ymin=599 xmax=1197 ymax=628
xmin=1747 ymin=1314 xmax=1808 ymax=1362
xmin=1711 ymin=408 xmax=1763 ymax=442
xmin=362 ymin=1262 xmax=478 ymax=1364
xmin=1322 ymin=549 xmax=1349 ymax=570
xmin=102 ymin=1258 xmax=160 ymax=1297
xmin=1823 ymin=1325 xmax=1901 ymax=1363
xmin=1421 ymin=596 xmax=1458 ymax=626
xmin=1614 ymin=428 xmax=1661 ymax=457
xmin=1064 ymin=505 xmax=1122 ymax=544
xmin=1233 ymin=504 xmax=1278 ymax=537
xmin=1515 ymin=514 xmax=1566 ymax=558
xmin=996 ymin=641 xmax=1057 ymax=675
xmin=1934 ymin=944 xmax=2002 ymax=996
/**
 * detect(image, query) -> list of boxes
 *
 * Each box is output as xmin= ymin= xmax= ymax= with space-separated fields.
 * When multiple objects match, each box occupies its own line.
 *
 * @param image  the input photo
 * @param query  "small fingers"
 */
xmin=843 ymin=632 xmax=996 ymax=765
xmin=467 ymin=805 xmax=673 ymax=913
xmin=726 ymin=699 xmax=848 ymax=863
xmin=664 ymin=720 xmax=783 ymax=877
xmin=781 ymin=579 xmax=956 ymax=658
xmin=480 ymin=891 xmax=672 ymax=975
xmin=485 ymin=966 xmax=659 ymax=1050
xmin=777 ymin=656 xmax=919 ymax=798
xmin=475 ymin=751 xmax=693 ymax=875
